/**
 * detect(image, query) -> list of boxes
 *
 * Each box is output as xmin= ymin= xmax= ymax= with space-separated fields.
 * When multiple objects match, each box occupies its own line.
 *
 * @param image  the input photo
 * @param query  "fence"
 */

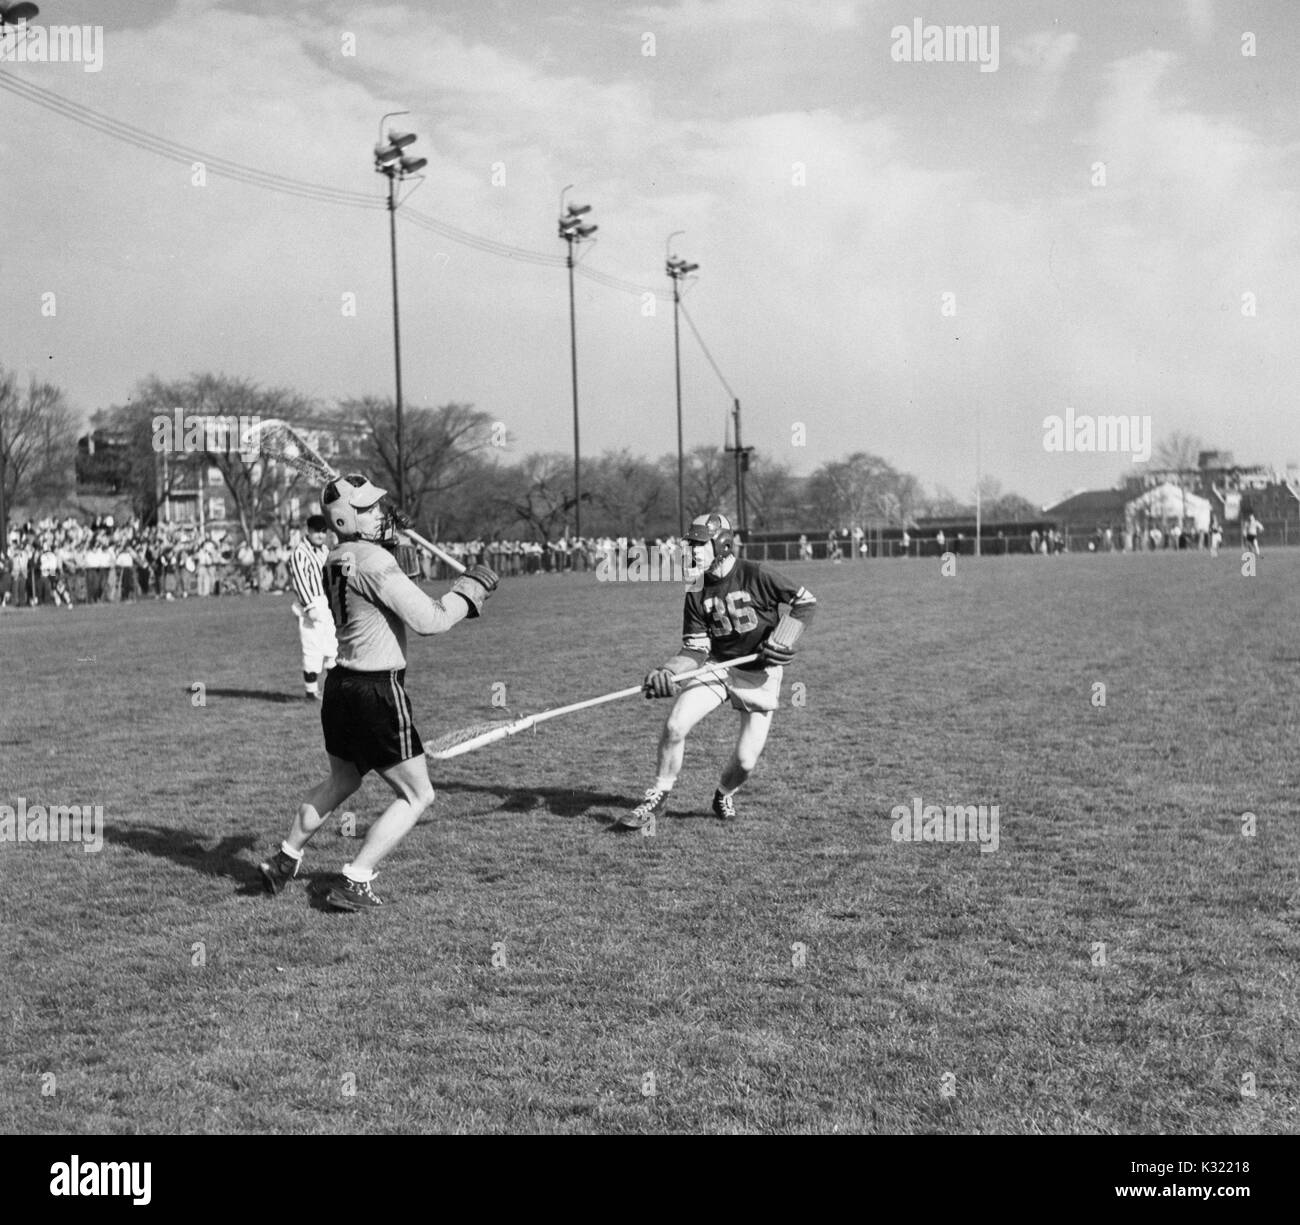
xmin=739 ymin=520 xmax=1300 ymax=563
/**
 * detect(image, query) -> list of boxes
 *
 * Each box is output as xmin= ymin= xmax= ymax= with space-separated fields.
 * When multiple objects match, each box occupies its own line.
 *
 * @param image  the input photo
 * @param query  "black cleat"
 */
xmin=618 ymin=787 xmax=669 ymax=830
xmin=325 ymin=875 xmax=384 ymax=911
xmin=711 ymin=790 xmax=737 ymax=822
xmin=258 ymin=848 xmax=301 ymax=894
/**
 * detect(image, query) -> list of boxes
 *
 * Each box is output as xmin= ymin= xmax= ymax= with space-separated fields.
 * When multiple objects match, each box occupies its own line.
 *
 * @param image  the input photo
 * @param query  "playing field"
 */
xmin=1 ymin=552 xmax=1295 ymax=1135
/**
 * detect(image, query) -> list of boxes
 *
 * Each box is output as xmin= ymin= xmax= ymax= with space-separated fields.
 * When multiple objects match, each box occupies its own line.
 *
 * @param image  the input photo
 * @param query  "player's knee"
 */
xmin=411 ymin=780 xmax=436 ymax=812
xmin=663 ymin=716 xmax=691 ymax=743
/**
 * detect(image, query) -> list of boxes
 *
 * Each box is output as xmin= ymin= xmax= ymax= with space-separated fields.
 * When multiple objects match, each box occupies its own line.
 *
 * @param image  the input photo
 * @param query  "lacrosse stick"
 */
xmin=239 ymin=418 xmax=466 ymax=574
xmin=426 ymin=653 xmax=761 ymax=760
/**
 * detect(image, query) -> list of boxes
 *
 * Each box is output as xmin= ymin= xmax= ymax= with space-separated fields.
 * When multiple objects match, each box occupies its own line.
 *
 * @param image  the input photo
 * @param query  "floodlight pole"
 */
xmin=558 ymin=187 xmax=597 ymax=539
xmin=666 ymin=235 xmax=697 ymax=537
xmin=0 ymin=404 xmax=8 ymax=554
xmin=374 ymin=112 xmax=427 ymax=512
xmin=386 ymin=170 xmax=405 ymax=509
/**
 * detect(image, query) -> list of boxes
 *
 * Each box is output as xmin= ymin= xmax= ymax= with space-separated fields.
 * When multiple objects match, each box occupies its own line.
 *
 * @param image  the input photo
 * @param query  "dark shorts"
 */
xmin=322 ymin=667 xmax=423 ymax=775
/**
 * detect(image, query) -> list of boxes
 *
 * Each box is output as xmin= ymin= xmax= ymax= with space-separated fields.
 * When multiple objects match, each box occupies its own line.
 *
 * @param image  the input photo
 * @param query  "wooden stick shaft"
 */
xmin=525 ymin=652 xmax=761 ymax=728
xmin=398 ymin=527 xmax=466 ymax=575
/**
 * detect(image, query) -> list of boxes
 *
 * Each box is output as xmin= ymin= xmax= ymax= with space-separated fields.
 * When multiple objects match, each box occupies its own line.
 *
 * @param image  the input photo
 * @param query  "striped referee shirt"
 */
xmin=290 ymin=539 xmax=328 ymax=610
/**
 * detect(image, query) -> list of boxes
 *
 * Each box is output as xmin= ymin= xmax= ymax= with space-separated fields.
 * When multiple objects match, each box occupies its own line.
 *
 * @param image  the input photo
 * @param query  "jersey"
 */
xmin=681 ymin=558 xmax=816 ymax=671
xmin=322 ymin=539 xmax=469 ymax=672
xmin=290 ymin=539 xmax=328 ymax=612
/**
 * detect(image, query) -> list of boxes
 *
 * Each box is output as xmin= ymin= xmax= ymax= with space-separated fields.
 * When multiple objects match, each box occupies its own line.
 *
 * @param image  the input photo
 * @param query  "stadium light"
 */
xmin=666 ymin=235 xmax=698 ymax=537
xmin=373 ymin=113 xmax=426 ymax=512
xmin=0 ymin=4 xmax=39 ymax=35
xmin=558 ymin=186 xmax=599 ymax=539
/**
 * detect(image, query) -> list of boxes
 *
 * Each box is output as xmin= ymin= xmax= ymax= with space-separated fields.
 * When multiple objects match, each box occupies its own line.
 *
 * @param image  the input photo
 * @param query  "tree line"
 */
xmin=4 ymin=366 xmax=1047 ymax=541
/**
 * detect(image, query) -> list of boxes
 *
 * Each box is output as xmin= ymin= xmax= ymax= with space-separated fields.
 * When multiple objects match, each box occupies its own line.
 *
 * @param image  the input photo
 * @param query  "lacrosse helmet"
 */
xmin=321 ymin=472 xmax=387 ymax=539
xmin=684 ymin=512 xmax=734 ymax=557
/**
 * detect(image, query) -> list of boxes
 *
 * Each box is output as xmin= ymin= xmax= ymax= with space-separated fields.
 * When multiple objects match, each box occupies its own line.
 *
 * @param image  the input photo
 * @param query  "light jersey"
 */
xmin=322 ymin=539 xmax=469 ymax=672
xmin=682 ymin=557 xmax=817 ymax=671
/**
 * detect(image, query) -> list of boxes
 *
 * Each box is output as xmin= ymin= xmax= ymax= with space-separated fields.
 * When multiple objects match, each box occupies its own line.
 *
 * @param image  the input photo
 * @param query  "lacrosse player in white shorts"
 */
xmin=258 ymin=473 xmax=498 ymax=911
xmin=289 ymin=514 xmax=337 ymax=699
xmin=618 ymin=512 xmax=817 ymax=829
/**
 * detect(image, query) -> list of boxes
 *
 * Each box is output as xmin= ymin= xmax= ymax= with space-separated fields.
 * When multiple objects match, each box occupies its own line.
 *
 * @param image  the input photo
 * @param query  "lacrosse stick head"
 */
xmin=425 ymin=719 xmax=520 ymax=760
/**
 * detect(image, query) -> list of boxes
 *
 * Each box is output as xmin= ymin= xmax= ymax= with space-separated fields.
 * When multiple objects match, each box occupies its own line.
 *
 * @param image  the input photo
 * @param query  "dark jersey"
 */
xmin=682 ymin=558 xmax=816 ymax=671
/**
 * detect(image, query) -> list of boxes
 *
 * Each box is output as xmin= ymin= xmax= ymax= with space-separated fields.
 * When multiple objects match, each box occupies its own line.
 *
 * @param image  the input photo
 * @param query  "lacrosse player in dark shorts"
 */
xmin=618 ymin=512 xmax=817 ymax=829
xmin=258 ymin=474 xmax=498 ymax=911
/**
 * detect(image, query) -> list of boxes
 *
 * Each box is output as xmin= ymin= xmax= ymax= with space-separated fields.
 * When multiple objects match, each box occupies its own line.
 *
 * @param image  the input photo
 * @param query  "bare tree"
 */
xmin=1152 ymin=430 xmax=1205 ymax=473
xmin=499 ymin=453 xmax=578 ymax=543
xmin=336 ymin=398 xmax=496 ymax=531
xmin=103 ymin=373 xmax=317 ymax=535
xmin=0 ymin=367 xmax=79 ymax=518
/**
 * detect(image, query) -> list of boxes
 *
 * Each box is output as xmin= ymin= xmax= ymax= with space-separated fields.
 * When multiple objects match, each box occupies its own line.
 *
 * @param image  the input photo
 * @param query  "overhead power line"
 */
xmin=0 ymin=72 xmax=664 ymax=295
xmin=678 ymin=298 xmax=737 ymax=401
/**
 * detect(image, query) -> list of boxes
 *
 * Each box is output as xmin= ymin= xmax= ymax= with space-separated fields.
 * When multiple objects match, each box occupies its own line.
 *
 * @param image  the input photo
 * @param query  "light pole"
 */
xmin=666 ymin=236 xmax=698 ymax=537
xmin=558 ymin=188 xmax=597 ymax=539
xmin=374 ymin=114 xmax=427 ymax=511
xmin=725 ymin=397 xmax=753 ymax=534
xmin=0 ymin=400 xmax=8 ymax=557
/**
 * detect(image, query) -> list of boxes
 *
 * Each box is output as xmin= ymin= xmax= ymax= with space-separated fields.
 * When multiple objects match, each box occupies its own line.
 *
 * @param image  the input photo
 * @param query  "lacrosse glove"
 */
xmin=758 ymin=636 xmax=797 ymax=666
xmin=643 ymin=668 xmax=681 ymax=699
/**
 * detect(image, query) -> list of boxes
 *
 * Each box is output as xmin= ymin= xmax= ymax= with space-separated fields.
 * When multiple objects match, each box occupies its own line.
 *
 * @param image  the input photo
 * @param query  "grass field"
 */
xmin=1 ymin=551 xmax=1297 ymax=1135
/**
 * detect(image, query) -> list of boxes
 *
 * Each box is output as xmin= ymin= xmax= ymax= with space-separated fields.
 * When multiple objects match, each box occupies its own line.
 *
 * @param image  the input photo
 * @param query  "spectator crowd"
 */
xmin=1 ymin=516 xmax=683 ymax=608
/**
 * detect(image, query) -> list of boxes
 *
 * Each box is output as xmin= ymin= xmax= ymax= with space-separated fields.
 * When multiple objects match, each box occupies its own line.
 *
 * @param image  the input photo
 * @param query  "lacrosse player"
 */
xmin=290 ymin=514 xmax=337 ymax=699
xmin=258 ymin=473 xmax=498 ymax=911
xmin=619 ymin=512 xmax=817 ymax=828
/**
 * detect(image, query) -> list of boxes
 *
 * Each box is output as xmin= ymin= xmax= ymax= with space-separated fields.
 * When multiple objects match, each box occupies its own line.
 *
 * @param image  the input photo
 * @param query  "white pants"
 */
xmin=293 ymin=603 xmax=338 ymax=673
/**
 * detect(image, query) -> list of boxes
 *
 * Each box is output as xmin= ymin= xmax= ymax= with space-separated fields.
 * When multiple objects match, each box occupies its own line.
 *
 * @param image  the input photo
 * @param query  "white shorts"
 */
xmin=684 ymin=664 xmax=783 ymax=713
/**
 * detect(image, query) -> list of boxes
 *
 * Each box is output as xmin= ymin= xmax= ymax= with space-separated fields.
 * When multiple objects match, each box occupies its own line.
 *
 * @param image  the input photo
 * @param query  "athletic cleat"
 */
xmin=326 ymin=875 xmax=384 ymax=911
xmin=618 ymin=787 xmax=669 ymax=829
xmin=258 ymin=848 xmax=301 ymax=894
xmin=711 ymin=790 xmax=737 ymax=822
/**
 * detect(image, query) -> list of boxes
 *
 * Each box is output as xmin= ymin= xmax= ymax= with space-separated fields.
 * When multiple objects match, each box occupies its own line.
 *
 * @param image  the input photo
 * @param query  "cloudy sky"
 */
xmin=1 ymin=0 xmax=1296 ymax=506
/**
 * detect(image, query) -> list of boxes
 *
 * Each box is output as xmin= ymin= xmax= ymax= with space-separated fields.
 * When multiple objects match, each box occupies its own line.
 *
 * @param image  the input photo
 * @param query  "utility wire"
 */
xmin=677 ymin=298 xmax=737 ymax=402
xmin=0 ymin=72 xmax=661 ymax=293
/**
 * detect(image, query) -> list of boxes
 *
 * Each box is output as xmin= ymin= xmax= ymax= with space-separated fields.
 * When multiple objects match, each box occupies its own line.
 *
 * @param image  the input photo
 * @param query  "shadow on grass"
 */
xmin=187 ymin=686 xmax=308 ymax=705
xmin=101 ymin=823 xmax=271 ymax=892
xmin=433 ymin=780 xmax=717 ymax=828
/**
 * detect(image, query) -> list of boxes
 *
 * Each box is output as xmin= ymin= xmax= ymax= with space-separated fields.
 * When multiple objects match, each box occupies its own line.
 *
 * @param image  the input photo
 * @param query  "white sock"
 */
xmin=342 ymin=862 xmax=374 ymax=883
xmin=279 ymin=841 xmax=304 ymax=861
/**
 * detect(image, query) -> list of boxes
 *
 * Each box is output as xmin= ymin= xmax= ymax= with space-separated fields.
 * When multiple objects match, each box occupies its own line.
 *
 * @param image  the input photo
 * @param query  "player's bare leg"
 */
xmin=342 ymin=754 xmax=437 ymax=880
xmin=288 ymin=754 xmax=362 ymax=850
xmin=654 ymin=683 xmax=725 ymax=790
xmin=713 ymin=710 xmax=774 ymax=820
xmin=620 ymin=684 xmax=722 ymax=828
xmin=259 ymin=754 xmax=362 ymax=894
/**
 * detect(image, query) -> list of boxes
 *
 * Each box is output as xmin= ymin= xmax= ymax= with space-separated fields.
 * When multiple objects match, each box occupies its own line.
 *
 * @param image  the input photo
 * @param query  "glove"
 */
xmin=464 ymin=563 xmax=499 ymax=594
xmin=759 ymin=637 xmax=796 ymax=666
xmin=643 ymin=667 xmax=680 ymax=699
xmin=449 ymin=574 xmax=493 ymax=617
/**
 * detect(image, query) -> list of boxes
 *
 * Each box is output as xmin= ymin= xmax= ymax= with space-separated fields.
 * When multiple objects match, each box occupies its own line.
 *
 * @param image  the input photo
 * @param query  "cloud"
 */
xmin=1008 ymin=30 xmax=1080 ymax=75
xmin=1184 ymin=0 xmax=1214 ymax=44
xmin=628 ymin=0 xmax=865 ymax=32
